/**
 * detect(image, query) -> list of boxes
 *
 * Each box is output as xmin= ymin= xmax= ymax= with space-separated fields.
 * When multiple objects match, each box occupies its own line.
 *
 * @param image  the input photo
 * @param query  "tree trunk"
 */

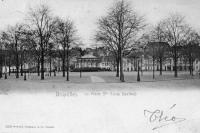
xmin=14 ymin=39 xmax=19 ymax=78
xmin=16 ymin=53 xmax=19 ymax=78
xmin=116 ymin=55 xmax=119 ymax=77
xmin=189 ymin=58 xmax=191 ymax=75
xmin=174 ymin=46 xmax=178 ymax=77
xmin=191 ymin=59 xmax=194 ymax=76
xmin=9 ymin=66 xmax=11 ymax=76
xmin=137 ymin=59 xmax=140 ymax=81
xmin=141 ymin=57 xmax=143 ymax=76
xmin=41 ymin=47 xmax=44 ymax=80
xmin=21 ymin=64 xmax=23 ymax=76
xmin=66 ymin=45 xmax=69 ymax=81
xmin=189 ymin=56 xmax=193 ymax=76
xmin=174 ymin=57 xmax=178 ymax=77
xmin=37 ymin=57 xmax=40 ymax=76
xmin=153 ymin=56 xmax=155 ymax=79
xmin=62 ymin=47 xmax=66 ymax=77
xmin=8 ymin=55 xmax=11 ymax=76
xmin=20 ymin=54 xmax=23 ymax=76
xmin=184 ymin=59 xmax=187 ymax=71
xmin=0 ymin=64 xmax=2 ymax=78
xmin=49 ymin=56 xmax=52 ymax=77
xmin=119 ymin=47 xmax=124 ymax=82
xmin=159 ymin=57 xmax=162 ymax=75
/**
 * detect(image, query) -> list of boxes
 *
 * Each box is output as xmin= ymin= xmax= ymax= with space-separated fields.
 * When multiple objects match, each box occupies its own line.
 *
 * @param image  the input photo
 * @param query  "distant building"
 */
xmin=2 ymin=46 xmax=199 ymax=74
xmin=194 ymin=59 xmax=200 ymax=73
xmin=75 ymin=54 xmax=100 ymax=68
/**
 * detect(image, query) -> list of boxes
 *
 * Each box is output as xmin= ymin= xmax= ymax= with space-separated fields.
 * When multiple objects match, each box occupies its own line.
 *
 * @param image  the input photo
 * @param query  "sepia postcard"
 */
xmin=0 ymin=0 xmax=200 ymax=133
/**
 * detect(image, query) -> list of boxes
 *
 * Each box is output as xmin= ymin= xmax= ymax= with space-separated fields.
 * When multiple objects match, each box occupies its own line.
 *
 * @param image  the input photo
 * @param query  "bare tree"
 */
xmin=47 ymin=42 xmax=54 ymax=76
xmin=0 ymin=32 xmax=7 ymax=78
xmin=2 ymin=24 xmax=25 ymax=78
xmin=182 ymin=29 xmax=200 ymax=76
xmin=28 ymin=31 xmax=41 ymax=76
xmin=95 ymin=33 xmax=119 ymax=77
xmin=53 ymin=17 xmax=77 ymax=81
xmin=28 ymin=4 xmax=55 ymax=80
xmin=16 ymin=25 xmax=31 ymax=76
xmin=162 ymin=13 xmax=190 ymax=77
xmin=19 ymin=27 xmax=38 ymax=76
xmin=96 ymin=0 xmax=144 ymax=82
xmin=24 ymin=30 xmax=41 ymax=76
xmin=150 ymin=22 xmax=170 ymax=75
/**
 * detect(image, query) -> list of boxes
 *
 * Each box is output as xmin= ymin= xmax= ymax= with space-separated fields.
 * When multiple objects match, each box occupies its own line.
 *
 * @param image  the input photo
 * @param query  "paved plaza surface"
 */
xmin=0 ymin=71 xmax=200 ymax=133
xmin=0 ymin=71 xmax=199 ymax=93
xmin=1 ymin=71 xmax=200 ymax=83
xmin=0 ymin=72 xmax=200 ymax=93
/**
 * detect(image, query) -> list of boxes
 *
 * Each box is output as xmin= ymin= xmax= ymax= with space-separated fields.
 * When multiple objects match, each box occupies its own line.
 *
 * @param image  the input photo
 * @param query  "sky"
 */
xmin=0 ymin=0 xmax=200 ymax=47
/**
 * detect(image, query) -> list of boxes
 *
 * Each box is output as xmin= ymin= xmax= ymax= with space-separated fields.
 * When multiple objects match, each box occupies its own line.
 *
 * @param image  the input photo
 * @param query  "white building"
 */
xmin=194 ymin=59 xmax=200 ymax=73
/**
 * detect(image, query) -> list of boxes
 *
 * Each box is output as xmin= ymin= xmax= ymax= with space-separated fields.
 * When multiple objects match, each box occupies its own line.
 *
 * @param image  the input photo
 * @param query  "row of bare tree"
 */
xmin=0 ymin=4 xmax=78 ymax=80
xmin=145 ymin=14 xmax=200 ymax=77
xmin=0 ymin=1 xmax=200 ymax=81
xmin=96 ymin=0 xmax=200 ymax=82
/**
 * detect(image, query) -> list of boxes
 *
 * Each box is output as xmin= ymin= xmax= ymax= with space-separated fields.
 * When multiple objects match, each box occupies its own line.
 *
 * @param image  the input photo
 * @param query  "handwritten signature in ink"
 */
xmin=144 ymin=104 xmax=186 ymax=130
